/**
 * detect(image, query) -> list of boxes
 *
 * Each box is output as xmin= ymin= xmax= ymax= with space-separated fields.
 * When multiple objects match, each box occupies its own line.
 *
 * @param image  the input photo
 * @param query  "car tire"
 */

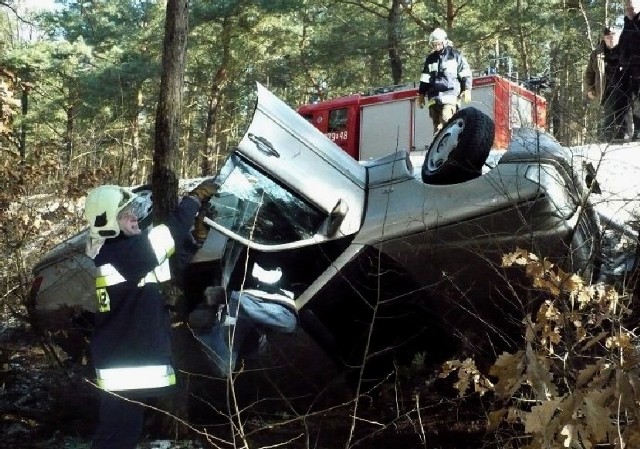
xmin=421 ymin=107 xmax=495 ymax=184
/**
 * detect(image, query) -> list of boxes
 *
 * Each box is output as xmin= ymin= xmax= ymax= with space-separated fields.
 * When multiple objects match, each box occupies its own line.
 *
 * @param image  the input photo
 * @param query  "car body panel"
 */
xmin=30 ymin=230 xmax=96 ymax=313
xmin=290 ymin=129 xmax=596 ymax=368
xmin=353 ymin=148 xmax=566 ymax=246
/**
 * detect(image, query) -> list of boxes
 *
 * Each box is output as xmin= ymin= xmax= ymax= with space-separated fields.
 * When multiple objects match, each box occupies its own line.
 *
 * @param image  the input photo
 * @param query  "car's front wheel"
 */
xmin=421 ymin=107 xmax=495 ymax=184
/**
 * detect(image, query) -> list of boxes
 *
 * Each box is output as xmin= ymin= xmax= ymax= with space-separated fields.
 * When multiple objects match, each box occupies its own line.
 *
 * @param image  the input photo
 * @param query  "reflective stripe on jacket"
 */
xmin=246 ymin=262 xmax=297 ymax=312
xmin=96 ymin=365 xmax=176 ymax=391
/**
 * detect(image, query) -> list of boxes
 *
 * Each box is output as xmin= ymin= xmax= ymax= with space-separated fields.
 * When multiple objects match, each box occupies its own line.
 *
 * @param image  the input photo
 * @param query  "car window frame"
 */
xmin=204 ymin=153 xmax=339 ymax=251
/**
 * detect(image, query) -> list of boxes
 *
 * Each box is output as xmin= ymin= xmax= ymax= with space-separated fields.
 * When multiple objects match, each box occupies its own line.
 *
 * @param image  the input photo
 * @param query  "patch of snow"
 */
xmin=570 ymin=141 xmax=640 ymax=227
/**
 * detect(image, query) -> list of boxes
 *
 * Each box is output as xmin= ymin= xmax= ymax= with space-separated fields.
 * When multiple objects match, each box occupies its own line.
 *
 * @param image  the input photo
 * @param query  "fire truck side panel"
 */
xmin=355 ymin=82 xmax=499 ymax=161
xmin=509 ymin=81 xmax=547 ymax=129
xmin=296 ymin=75 xmax=547 ymax=161
xmin=413 ymin=99 xmax=433 ymax=152
xmin=465 ymin=81 xmax=499 ymax=146
xmin=359 ymin=98 xmax=418 ymax=160
xmin=493 ymin=77 xmax=511 ymax=149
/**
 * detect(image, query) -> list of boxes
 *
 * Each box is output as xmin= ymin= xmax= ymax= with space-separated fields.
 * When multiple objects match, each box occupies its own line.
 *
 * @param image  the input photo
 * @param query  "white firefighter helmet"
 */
xmin=84 ymin=185 xmax=138 ymax=239
xmin=429 ymin=28 xmax=448 ymax=44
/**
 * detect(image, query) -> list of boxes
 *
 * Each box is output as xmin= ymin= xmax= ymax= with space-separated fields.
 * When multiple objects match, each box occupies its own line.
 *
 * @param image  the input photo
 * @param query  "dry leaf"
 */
xmin=524 ymin=399 xmax=561 ymax=434
xmin=487 ymin=409 xmax=507 ymax=431
xmin=489 ymin=351 xmax=525 ymax=399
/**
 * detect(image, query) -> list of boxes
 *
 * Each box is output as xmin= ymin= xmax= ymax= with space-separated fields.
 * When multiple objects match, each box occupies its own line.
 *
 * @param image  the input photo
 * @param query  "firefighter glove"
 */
xmin=459 ymin=90 xmax=471 ymax=103
xmin=189 ymin=178 xmax=219 ymax=204
xmin=192 ymin=206 xmax=217 ymax=245
xmin=417 ymin=94 xmax=425 ymax=109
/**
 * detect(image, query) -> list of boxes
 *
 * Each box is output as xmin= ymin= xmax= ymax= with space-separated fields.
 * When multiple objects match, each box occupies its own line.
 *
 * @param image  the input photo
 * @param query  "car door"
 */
xmin=206 ymin=83 xmax=367 ymax=250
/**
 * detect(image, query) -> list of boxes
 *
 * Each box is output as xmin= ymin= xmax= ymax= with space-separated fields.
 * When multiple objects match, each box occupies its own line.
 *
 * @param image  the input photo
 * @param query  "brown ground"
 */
xmin=1 ymin=324 xmax=492 ymax=449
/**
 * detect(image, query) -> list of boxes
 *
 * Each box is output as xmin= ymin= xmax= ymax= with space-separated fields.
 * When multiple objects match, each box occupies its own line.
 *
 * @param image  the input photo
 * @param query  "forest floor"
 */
xmin=1 ymin=323 xmax=491 ymax=449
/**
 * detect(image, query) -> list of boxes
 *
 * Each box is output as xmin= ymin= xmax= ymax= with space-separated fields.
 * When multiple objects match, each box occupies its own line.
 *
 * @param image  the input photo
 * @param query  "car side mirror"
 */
xmin=327 ymin=199 xmax=348 ymax=236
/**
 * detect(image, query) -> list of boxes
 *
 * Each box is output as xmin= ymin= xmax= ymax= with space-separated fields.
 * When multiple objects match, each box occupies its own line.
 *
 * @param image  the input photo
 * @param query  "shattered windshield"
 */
xmin=206 ymin=155 xmax=325 ymax=245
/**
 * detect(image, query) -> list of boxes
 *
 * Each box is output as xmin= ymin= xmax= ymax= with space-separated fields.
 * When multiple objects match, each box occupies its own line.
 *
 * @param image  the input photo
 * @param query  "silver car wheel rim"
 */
xmin=427 ymin=118 xmax=465 ymax=171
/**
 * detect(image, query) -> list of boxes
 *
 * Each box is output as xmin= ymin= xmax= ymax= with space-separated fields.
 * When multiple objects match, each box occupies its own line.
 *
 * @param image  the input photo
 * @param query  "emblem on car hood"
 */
xmin=248 ymin=133 xmax=279 ymax=158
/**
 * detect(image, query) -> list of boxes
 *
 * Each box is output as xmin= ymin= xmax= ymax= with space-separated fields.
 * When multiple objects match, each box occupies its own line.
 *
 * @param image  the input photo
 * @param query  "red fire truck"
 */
xmin=297 ymin=74 xmax=547 ymax=161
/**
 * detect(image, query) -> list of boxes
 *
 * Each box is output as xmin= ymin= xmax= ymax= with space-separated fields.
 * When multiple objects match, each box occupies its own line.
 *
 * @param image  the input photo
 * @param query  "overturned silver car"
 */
xmin=30 ymin=83 xmax=601 ymax=387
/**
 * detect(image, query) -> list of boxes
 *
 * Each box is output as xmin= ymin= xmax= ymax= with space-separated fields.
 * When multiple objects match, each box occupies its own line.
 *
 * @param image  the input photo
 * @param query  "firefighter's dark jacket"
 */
xmin=91 ymin=195 xmax=199 ymax=395
xmin=418 ymin=45 xmax=472 ymax=105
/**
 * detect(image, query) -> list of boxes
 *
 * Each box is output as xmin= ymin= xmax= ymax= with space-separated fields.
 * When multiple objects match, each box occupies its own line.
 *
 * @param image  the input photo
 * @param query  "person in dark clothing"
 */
xmin=584 ymin=26 xmax=632 ymax=141
xmin=619 ymin=0 xmax=640 ymax=140
xmin=83 ymin=179 xmax=218 ymax=449
xmin=417 ymin=28 xmax=473 ymax=134
xmin=196 ymin=256 xmax=298 ymax=379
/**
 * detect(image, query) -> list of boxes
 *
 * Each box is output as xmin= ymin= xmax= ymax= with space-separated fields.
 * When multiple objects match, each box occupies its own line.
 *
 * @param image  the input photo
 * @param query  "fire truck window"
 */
xmin=328 ymin=108 xmax=348 ymax=132
xmin=301 ymin=113 xmax=313 ymax=123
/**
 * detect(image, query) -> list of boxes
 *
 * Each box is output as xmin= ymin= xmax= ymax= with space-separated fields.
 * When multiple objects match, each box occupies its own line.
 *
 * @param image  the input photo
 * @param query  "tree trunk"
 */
xmin=152 ymin=0 xmax=189 ymax=222
xmin=446 ymin=0 xmax=454 ymax=30
xmin=19 ymin=86 xmax=28 ymax=160
xmin=128 ymin=87 xmax=142 ymax=186
xmin=65 ymin=102 xmax=74 ymax=170
xmin=202 ymin=17 xmax=232 ymax=176
xmin=387 ymin=0 xmax=403 ymax=84
xmin=150 ymin=0 xmax=191 ymax=435
xmin=515 ymin=0 xmax=530 ymax=80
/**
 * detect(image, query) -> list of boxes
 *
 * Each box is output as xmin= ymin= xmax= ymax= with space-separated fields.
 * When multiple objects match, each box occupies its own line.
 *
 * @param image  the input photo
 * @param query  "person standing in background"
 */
xmin=584 ymin=26 xmax=631 ymax=142
xmin=618 ymin=0 xmax=640 ymax=140
xmin=417 ymin=28 xmax=473 ymax=134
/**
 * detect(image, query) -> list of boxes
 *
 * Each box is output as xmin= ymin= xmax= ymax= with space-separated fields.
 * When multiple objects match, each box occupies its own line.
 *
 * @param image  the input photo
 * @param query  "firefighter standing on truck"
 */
xmin=417 ymin=28 xmax=473 ymax=134
xmin=83 ymin=179 xmax=217 ymax=449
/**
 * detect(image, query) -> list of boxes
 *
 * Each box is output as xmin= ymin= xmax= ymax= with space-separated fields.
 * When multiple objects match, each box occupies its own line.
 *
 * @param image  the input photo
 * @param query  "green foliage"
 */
xmin=0 ymin=0 xmax=617 ymax=181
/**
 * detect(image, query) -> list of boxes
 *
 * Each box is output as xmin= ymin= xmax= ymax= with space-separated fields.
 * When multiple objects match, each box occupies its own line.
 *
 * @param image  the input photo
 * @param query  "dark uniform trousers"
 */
xmin=91 ymin=391 xmax=144 ymax=449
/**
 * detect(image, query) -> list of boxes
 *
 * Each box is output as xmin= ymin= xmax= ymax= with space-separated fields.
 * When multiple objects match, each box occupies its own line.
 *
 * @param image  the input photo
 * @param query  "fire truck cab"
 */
xmin=297 ymin=74 xmax=547 ymax=161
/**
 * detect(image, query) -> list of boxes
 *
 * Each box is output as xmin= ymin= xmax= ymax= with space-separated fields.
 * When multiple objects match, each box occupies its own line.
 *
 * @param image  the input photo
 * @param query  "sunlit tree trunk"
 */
xmin=128 ymin=87 xmax=142 ymax=185
xmin=387 ymin=0 xmax=403 ymax=84
xmin=152 ymin=0 xmax=189 ymax=222
xmin=202 ymin=16 xmax=232 ymax=176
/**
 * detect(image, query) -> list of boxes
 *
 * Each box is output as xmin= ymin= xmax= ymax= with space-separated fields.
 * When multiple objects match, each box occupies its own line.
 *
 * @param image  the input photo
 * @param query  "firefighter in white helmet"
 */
xmin=417 ymin=27 xmax=473 ymax=133
xmin=83 ymin=179 xmax=217 ymax=449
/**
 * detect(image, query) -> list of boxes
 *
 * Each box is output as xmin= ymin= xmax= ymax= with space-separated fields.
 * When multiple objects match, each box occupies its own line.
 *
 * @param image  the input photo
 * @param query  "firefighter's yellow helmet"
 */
xmin=84 ymin=185 xmax=137 ymax=239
